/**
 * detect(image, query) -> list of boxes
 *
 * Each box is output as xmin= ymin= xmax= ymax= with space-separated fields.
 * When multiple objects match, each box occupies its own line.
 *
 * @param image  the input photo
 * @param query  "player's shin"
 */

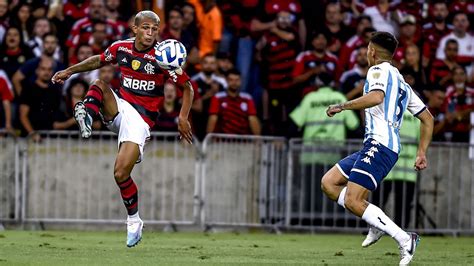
xmin=83 ymin=84 xmax=103 ymax=118
xmin=116 ymin=176 xmax=139 ymax=216
xmin=361 ymin=203 xmax=410 ymax=245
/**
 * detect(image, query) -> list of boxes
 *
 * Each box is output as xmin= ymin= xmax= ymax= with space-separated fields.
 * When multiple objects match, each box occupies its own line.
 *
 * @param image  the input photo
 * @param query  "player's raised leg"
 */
xmin=74 ymin=79 xmax=118 ymax=138
xmin=344 ymin=181 xmax=419 ymax=265
xmin=114 ymin=141 xmax=143 ymax=247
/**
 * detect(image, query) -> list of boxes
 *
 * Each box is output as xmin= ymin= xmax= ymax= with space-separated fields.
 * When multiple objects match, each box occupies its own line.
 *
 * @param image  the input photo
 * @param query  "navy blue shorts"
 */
xmin=336 ymin=139 xmax=398 ymax=191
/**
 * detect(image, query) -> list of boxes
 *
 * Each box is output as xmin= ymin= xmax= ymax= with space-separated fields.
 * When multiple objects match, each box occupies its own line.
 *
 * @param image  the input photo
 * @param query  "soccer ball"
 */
xmin=155 ymin=39 xmax=187 ymax=70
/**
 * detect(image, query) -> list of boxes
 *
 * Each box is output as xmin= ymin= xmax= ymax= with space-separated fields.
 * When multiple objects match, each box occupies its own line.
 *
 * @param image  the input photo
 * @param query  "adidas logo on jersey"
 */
xmin=122 ymin=58 xmax=128 ymax=63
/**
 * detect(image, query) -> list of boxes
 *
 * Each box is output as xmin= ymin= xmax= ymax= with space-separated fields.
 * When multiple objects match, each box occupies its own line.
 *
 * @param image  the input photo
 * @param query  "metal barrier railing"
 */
xmin=0 ymin=130 xmax=20 ymax=222
xmin=200 ymin=134 xmax=287 ymax=228
xmin=20 ymin=130 xmax=200 ymax=225
xmin=1 ymin=131 xmax=473 ymax=234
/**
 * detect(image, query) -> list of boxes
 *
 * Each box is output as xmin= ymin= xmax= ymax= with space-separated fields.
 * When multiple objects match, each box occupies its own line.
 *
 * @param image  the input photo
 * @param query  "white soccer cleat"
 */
xmin=126 ymin=217 xmax=143 ymax=248
xmin=74 ymin=102 xmax=93 ymax=139
xmin=399 ymin=232 xmax=420 ymax=265
xmin=362 ymin=227 xmax=384 ymax=247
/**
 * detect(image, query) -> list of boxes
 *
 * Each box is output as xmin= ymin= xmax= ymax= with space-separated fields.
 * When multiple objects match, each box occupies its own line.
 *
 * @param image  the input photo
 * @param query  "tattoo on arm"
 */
xmin=68 ymin=55 xmax=103 ymax=74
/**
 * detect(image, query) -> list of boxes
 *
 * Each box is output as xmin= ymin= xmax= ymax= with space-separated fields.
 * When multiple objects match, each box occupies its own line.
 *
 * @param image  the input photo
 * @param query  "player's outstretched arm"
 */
xmin=51 ymin=55 xmax=104 ymax=84
xmin=326 ymin=90 xmax=384 ymax=117
xmin=414 ymin=109 xmax=434 ymax=171
xmin=178 ymin=81 xmax=194 ymax=144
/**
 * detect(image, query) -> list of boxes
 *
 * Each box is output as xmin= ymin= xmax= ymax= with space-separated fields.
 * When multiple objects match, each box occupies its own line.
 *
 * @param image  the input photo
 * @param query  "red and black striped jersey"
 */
xmin=261 ymin=30 xmax=299 ymax=90
xmin=100 ymin=38 xmax=191 ymax=127
xmin=208 ymin=91 xmax=257 ymax=135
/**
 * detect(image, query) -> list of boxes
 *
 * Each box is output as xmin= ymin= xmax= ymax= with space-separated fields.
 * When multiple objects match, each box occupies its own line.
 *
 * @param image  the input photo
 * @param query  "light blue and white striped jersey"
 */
xmin=363 ymin=62 xmax=426 ymax=154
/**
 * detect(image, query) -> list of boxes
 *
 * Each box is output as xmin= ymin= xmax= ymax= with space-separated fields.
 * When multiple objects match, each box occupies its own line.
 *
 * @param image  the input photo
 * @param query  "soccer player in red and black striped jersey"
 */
xmin=207 ymin=69 xmax=260 ymax=135
xmin=51 ymin=11 xmax=194 ymax=248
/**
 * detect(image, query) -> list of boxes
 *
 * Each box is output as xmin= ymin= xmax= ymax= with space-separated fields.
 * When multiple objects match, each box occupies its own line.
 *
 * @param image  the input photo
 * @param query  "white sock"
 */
xmin=128 ymin=211 xmax=140 ymax=220
xmin=337 ymin=187 xmax=347 ymax=208
xmin=361 ymin=204 xmax=410 ymax=245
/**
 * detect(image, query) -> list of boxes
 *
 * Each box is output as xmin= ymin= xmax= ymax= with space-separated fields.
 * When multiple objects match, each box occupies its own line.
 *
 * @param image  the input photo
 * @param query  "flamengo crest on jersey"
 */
xmin=363 ymin=62 xmax=426 ymax=154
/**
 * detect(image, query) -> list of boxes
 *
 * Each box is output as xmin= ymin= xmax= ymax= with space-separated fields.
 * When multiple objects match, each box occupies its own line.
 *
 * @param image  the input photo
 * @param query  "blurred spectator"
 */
xmin=63 ymin=0 xmax=90 ymax=20
xmin=257 ymin=10 xmax=300 ymax=136
xmin=66 ymin=0 xmax=122 ymax=64
xmin=0 ymin=69 xmax=13 ymax=132
xmin=0 ymin=0 xmax=8 ymax=43
xmin=216 ymin=52 xmax=234 ymax=78
xmin=290 ymin=72 xmax=359 ymax=146
xmin=426 ymin=87 xmax=449 ymax=141
xmin=288 ymin=71 xmax=359 ymax=215
xmin=105 ymin=0 xmax=128 ymax=32
xmin=443 ymin=66 xmax=474 ymax=142
xmin=436 ymin=12 xmax=474 ymax=67
xmin=422 ymin=0 xmax=452 ymax=67
xmin=339 ymin=47 xmax=369 ymax=139
xmin=400 ymin=44 xmax=427 ymax=96
xmin=160 ymin=6 xmax=199 ymax=68
xmin=181 ymin=2 xmax=200 ymax=43
xmin=430 ymin=39 xmax=460 ymax=87
xmin=53 ymin=78 xmax=87 ymax=130
xmin=340 ymin=47 xmax=368 ymax=101
xmin=62 ymin=44 xmax=98 ymax=95
xmin=19 ymin=57 xmax=62 ymax=141
xmin=90 ymin=21 xmax=111 ymax=55
xmin=321 ymin=2 xmax=354 ymax=56
xmin=12 ymin=34 xmax=64 ymax=96
xmin=338 ymin=16 xmax=373 ymax=74
xmin=207 ymin=69 xmax=260 ymax=135
xmin=26 ymin=17 xmax=62 ymax=61
xmin=293 ymin=31 xmax=338 ymax=95
xmin=449 ymin=0 xmax=474 ymax=16
xmin=187 ymin=0 xmax=223 ymax=57
xmin=0 ymin=26 xmax=34 ymax=80
xmin=393 ymin=0 xmax=424 ymax=18
xmin=191 ymin=53 xmax=227 ymax=140
xmin=361 ymin=0 xmax=398 ymax=36
xmin=393 ymin=15 xmax=420 ymax=68
xmin=10 ymin=3 xmax=32 ymax=42
xmin=155 ymin=82 xmax=181 ymax=132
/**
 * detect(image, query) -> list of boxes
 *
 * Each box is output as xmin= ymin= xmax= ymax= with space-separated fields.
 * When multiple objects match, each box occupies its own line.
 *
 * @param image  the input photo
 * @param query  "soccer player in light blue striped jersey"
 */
xmin=322 ymin=32 xmax=434 ymax=266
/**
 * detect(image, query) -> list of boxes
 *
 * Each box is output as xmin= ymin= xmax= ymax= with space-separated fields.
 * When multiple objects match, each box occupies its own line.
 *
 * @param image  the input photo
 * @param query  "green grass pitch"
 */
xmin=0 ymin=230 xmax=473 ymax=265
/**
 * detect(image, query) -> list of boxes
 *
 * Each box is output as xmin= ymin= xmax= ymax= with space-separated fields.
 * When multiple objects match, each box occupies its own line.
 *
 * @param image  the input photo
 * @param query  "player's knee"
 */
xmin=91 ymin=79 xmax=108 ymax=92
xmin=114 ymin=168 xmax=129 ymax=183
xmin=321 ymin=175 xmax=336 ymax=199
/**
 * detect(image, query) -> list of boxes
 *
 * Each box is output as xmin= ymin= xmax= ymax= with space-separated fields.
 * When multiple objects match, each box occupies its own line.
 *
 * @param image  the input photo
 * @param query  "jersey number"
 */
xmin=395 ymin=85 xmax=407 ymax=121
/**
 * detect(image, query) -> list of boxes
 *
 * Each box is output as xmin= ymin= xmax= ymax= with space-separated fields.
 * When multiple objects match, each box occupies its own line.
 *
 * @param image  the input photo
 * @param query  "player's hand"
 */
xmin=178 ymin=116 xmax=193 ymax=144
xmin=414 ymin=152 xmax=427 ymax=171
xmin=51 ymin=69 xmax=72 ymax=84
xmin=326 ymin=104 xmax=343 ymax=117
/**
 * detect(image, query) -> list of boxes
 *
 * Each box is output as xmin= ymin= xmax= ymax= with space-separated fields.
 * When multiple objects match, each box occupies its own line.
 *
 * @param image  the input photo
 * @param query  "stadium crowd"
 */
xmin=0 ymin=0 xmax=473 ymax=142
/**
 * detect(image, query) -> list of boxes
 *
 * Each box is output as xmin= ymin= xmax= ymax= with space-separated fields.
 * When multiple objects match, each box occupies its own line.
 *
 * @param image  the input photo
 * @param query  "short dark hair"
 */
xmin=169 ymin=5 xmax=183 ymax=17
xmin=446 ymin=38 xmax=458 ymax=47
xmin=370 ymin=31 xmax=398 ymax=55
xmin=226 ymin=68 xmax=241 ymax=77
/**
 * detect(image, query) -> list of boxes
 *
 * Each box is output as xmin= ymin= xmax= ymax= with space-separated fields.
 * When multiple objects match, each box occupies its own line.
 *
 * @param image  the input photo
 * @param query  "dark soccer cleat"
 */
xmin=74 ymin=102 xmax=93 ymax=139
xmin=399 ymin=232 xmax=420 ymax=265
